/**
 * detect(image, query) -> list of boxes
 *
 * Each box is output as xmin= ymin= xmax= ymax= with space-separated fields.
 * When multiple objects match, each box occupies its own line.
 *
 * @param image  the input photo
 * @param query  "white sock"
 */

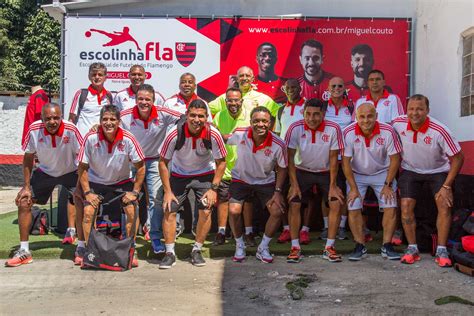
xmin=165 ymin=243 xmax=175 ymax=254
xmin=77 ymin=240 xmax=86 ymax=248
xmin=291 ymin=239 xmax=300 ymax=248
xmin=218 ymin=227 xmax=226 ymax=234
xmin=192 ymin=242 xmax=203 ymax=251
xmin=301 ymin=226 xmax=310 ymax=232
xmin=259 ymin=234 xmax=272 ymax=249
xmin=325 ymin=238 xmax=335 ymax=248
xmin=235 ymin=236 xmax=245 ymax=247
xmin=323 ymin=217 xmax=329 ymax=228
xmin=67 ymin=227 xmax=76 ymax=236
xmin=408 ymin=244 xmax=418 ymax=251
xmin=20 ymin=241 xmax=29 ymax=252
xmin=436 ymin=245 xmax=447 ymax=252
xmin=339 ymin=216 xmax=347 ymax=228
xmin=283 ymin=225 xmax=290 ymax=231
xmin=245 ymin=226 xmax=253 ymax=235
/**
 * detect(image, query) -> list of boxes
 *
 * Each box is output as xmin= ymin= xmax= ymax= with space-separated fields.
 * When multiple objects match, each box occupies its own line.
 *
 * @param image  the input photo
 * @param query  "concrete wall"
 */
xmin=0 ymin=96 xmax=27 ymax=156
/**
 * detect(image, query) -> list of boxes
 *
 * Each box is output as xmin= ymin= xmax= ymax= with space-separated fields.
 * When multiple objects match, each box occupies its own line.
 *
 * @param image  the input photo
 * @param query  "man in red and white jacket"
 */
xmin=6 ymin=103 xmax=83 ymax=267
xmin=392 ymin=94 xmax=464 ymax=267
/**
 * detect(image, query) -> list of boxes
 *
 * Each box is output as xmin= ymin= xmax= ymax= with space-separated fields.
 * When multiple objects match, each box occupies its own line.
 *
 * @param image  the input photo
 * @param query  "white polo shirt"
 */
xmin=325 ymin=98 xmax=353 ymax=130
xmin=114 ymin=86 xmax=166 ymax=110
xmin=78 ymin=127 xmax=145 ymax=185
xmin=227 ymin=127 xmax=287 ymax=185
xmin=285 ymin=119 xmax=343 ymax=173
xmin=162 ymin=93 xmax=212 ymax=122
xmin=120 ymin=105 xmax=181 ymax=160
xmin=23 ymin=120 xmax=83 ymax=178
xmin=159 ymin=124 xmax=227 ymax=177
xmin=70 ymin=86 xmax=113 ymax=136
xmin=392 ymin=115 xmax=461 ymax=174
xmin=274 ymin=98 xmax=305 ymax=140
xmin=343 ymin=121 xmax=401 ymax=175
xmin=355 ymin=90 xmax=405 ymax=123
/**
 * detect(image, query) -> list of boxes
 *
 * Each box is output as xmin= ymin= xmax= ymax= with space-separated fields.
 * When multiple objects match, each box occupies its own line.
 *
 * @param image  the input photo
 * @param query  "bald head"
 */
xmin=41 ymin=102 xmax=61 ymax=118
xmin=41 ymin=103 xmax=62 ymax=135
xmin=356 ymin=102 xmax=376 ymax=116
xmin=356 ymin=102 xmax=377 ymax=135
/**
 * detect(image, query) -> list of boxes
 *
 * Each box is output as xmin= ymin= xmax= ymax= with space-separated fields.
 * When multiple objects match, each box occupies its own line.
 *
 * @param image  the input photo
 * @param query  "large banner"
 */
xmin=64 ymin=17 xmax=411 ymax=112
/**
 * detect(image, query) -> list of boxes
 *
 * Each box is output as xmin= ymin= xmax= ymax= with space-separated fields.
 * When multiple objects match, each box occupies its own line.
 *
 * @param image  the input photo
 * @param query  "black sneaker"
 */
xmin=212 ymin=232 xmax=226 ymax=246
xmin=191 ymin=250 xmax=206 ymax=267
xmin=159 ymin=252 xmax=176 ymax=269
xmin=348 ymin=243 xmax=368 ymax=261
xmin=381 ymin=243 xmax=401 ymax=260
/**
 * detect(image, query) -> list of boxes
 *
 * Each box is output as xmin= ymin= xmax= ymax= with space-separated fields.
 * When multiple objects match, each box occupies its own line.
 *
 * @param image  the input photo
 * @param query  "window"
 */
xmin=461 ymin=28 xmax=474 ymax=116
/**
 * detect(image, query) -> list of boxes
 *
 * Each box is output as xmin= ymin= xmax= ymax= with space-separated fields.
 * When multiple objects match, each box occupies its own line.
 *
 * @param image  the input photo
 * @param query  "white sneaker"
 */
xmin=232 ymin=243 xmax=246 ymax=262
xmin=256 ymin=246 xmax=273 ymax=263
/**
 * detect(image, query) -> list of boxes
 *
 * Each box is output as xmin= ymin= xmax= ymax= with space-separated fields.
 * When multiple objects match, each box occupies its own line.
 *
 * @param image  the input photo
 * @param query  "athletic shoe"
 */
xmin=348 ymin=243 xmax=368 ymax=261
xmin=391 ymin=230 xmax=403 ymax=246
xmin=322 ymin=246 xmax=342 ymax=262
xmin=232 ymin=243 xmax=246 ymax=262
xmin=62 ymin=229 xmax=76 ymax=245
xmin=191 ymin=250 xmax=206 ymax=267
xmin=337 ymin=227 xmax=348 ymax=240
xmin=400 ymin=247 xmax=421 ymax=264
xmin=256 ymin=247 xmax=274 ymax=263
xmin=132 ymin=251 xmax=139 ymax=267
xmin=287 ymin=247 xmax=302 ymax=263
xmin=5 ymin=249 xmax=33 ymax=267
xmin=319 ymin=228 xmax=328 ymax=240
xmin=381 ymin=244 xmax=401 ymax=260
xmin=159 ymin=252 xmax=176 ymax=269
xmin=299 ymin=230 xmax=311 ymax=245
xmin=142 ymin=225 xmax=150 ymax=241
xmin=435 ymin=248 xmax=452 ymax=267
xmin=152 ymin=239 xmax=165 ymax=254
xmin=212 ymin=232 xmax=226 ymax=246
xmin=74 ymin=246 xmax=86 ymax=266
xmin=244 ymin=233 xmax=257 ymax=247
xmin=277 ymin=229 xmax=291 ymax=243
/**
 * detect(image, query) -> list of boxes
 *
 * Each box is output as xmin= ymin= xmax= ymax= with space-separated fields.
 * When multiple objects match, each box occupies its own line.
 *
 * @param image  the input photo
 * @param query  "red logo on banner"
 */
xmin=175 ymin=42 xmax=196 ymax=67
xmin=376 ymin=137 xmax=385 ymax=145
xmin=322 ymin=134 xmax=330 ymax=142
xmin=424 ymin=136 xmax=432 ymax=145
xmin=85 ymin=27 xmax=141 ymax=50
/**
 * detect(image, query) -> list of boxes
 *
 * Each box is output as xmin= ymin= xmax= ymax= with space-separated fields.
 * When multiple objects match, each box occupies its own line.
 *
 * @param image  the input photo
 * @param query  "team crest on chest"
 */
xmin=383 ymin=100 xmax=390 ymax=107
xmin=131 ymin=121 xmax=137 ymax=126
xmin=39 ymin=138 xmax=44 ymax=143
xmin=376 ymin=137 xmax=385 ymax=146
xmin=344 ymin=109 xmax=350 ymax=115
xmin=153 ymin=119 xmax=159 ymax=126
xmin=94 ymin=142 xmax=100 ymax=148
xmin=264 ymin=148 xmax=273 ymax=157
xmin=354 ymin=138 xmax=361 ymax=143
xmin=322 ymin=134 xmax=330 ymax=143
xmin=63 ymin=136 xmax=70 ymax=144
xmin=117 ymin=142 xmax=125 ymax=152
xmin=401 ymin=131 xmax=406 ymax=136
xmin=424 ymin=136 xmax=432 ymax=145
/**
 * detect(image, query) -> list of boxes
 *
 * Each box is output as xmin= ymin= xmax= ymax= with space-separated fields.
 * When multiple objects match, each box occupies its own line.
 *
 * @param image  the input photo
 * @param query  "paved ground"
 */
xmin=1 ymin=255 xmax=473 ymax=315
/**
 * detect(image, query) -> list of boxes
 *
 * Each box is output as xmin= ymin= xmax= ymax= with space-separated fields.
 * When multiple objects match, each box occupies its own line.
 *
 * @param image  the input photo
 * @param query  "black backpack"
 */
xmin=75 ymin=88 xmax=113 ymax=124
xmin=174 ymin=114 xmax=212 ymax=151
xmin=29 ymin=207 xmax=49 ymax=235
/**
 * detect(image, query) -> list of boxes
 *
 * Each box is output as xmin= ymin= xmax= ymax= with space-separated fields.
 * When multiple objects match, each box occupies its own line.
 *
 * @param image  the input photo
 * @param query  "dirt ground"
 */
xmin=1 ymin=254 xmax=473 ymax=315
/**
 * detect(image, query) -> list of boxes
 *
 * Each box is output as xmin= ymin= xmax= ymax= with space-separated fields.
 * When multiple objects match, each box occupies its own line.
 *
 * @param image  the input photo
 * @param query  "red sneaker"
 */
xmin=62 ymin=235 xmax=76 ymax=245
xmin=5 ymin=249 xmax=33 ymax=267
xmin=322 ymin=246 xmax=342 ymax=262
xmin=435 ymin=249 xmax=452 ymax=267
xmin=277 ymin=229 xmax=291 ymax=243
xmin=132 ymin=252 xmax=139 ymax=268
xmin=391 ymin=230 xmax=403 ymax=246
xmin=400 ymin=247 xmax=421 ymax=264
xmin=299 ymin=230 xmax=311 ymax=245
xmin=142 ymin=225 xmax=150 ymax=241
xmin=287 ymin=247 xmax=302 ymax=263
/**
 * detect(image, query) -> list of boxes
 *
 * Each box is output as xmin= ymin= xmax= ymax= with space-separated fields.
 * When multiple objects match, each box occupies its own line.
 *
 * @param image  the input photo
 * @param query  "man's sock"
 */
xmin=218 ymin=227 xmax=226 ymax=235
xmin=20 ymin=241 xmax=29 ymax=252
xmin=192 ymin=242 xmax=203 ymax=251
xmin=259 ymin=234 xmax=272 ymax=249
xmin=77 ymin=240 xmax=86 ymax=248
xmin=283 ymin=225 xmax=290 ymax=231
xmin=301 ymin=226 xmax=310 ymax=232
xmin=291 ymin=239 xmax=300 ymax=248
xmin=235 ymin=236 xmax=245 ymax=247
xmin=408 ymin=244 xmax=419 ymax=252
xmin=165 ymin=243 xmax=176 ymax=255
xmin=245 ymin=226 xmax=253 ymax=235
xmin=325 ymin=239 xmax=335 ymax=248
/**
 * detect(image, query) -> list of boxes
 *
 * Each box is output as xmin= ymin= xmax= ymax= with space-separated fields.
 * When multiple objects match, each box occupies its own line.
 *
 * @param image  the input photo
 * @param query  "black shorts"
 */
xmin=218 ymin=179 xmax=231 ymax=203
xmin=398 ymin=170 xmax=448 ymax=199
xmin=88 ymin=180 xmax=135 ymax=217
xmin=291 ymin=169 xmax=331 ymax=203
xmin=169 ymin=174 xmax=213 ymax=212
xmin=31 ymin=169 xmax=77 ymax=205
xmin=229 ymin=181 xmax=274 ymax=205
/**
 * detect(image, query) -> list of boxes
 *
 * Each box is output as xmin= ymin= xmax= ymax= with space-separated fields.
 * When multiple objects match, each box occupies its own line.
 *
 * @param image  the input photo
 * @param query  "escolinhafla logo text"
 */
xmin=80 ymin=27 xmax=196 ymax=66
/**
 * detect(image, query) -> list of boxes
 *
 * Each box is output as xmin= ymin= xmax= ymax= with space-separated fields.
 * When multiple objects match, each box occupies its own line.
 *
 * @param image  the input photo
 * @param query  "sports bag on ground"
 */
xmin=29 ymin=207 xmax=49 ymax=235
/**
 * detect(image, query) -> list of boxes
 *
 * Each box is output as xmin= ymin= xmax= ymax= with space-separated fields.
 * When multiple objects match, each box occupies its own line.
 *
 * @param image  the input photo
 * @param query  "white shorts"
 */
xmin=346 ymin=171 xmax=398 ymax=211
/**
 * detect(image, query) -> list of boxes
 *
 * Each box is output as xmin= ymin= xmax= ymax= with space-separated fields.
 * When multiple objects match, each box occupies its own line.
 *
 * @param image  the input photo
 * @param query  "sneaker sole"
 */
xmin=348 ymin=254 xmax=367 ymax=261
xmin=153 ymin=249 xmax=166 ymax=254
xmin=5 ymin=258 xmax=33 ymax=267
xmin=256 ymin=254 xmax=273 ymax=263
xmin=232 ymin=256 xmax=246 ymax=263
xmin=287 ymin=258 xmax=302 ymax=263
xmin=192 ymin=261 xmax=206 ymax=267
xmin=381 ymin=253 xmax=401 ymax=260
xmin=322 ymin=255 xmax=342 ymax=262
xmin=400 ymin=257 xmax=420 ymax=264
xmin=159 ymin=262 xmax=176 ymax=269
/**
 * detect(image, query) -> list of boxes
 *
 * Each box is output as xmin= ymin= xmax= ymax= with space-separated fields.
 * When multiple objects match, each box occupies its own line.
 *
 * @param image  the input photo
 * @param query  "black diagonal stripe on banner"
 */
xmin=220 ymin=19 xmax=242 ymax=44
xmin=197 ymin=18 xmax=215 ymax=30
xmin=197 ymin=85 xmax=217 ymax=103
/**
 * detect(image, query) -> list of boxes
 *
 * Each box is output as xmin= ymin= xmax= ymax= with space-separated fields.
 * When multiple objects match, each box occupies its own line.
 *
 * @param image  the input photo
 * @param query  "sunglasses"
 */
xmin=331 ymin=84 xmax=344 ymax=89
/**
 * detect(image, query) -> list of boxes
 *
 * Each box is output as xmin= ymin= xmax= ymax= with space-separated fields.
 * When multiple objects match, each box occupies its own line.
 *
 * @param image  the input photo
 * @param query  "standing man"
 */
xmin=211 ymin=87 xmax=252 ymax=245
xmin=6 ymin=103 xmax=83 ymax=267
xmin=114 ymin=65 xmax=166 ymax=110
xmin=21 ymin=83 xmax=49 ymax=146
xmin=392 ymin=95 xmax=464 ymax=267
xmin=227 ymin=107 xmax=288 ymax=263
xmin=355 ymin=70 xmax=404 ymax=124
xmin=209 ymin=66 xmax=280 ymax=118
xmin=297 ymin=40 xmax=333 ymax=101
xmin=76 ymin=105 xmax=145 ymax=268
xmin=69 ymin=62 xmax=113 ymax=136
xmin=158 ymin=100 xmax=227 ymax=269
xmin=342 ymin=103 xmax=402 ymax=261
xmin=253 ymin=42 xmax=287 ymax=104
xmin=285 ymin=99 xmax=345 ymax=263
xmin=120 ymin=84 xmax=181 ymax=254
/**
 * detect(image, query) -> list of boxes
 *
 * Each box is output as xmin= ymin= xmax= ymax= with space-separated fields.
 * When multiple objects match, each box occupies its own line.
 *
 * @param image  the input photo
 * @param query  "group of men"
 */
xmin=6 ymin=39 xmax=464 ymax=270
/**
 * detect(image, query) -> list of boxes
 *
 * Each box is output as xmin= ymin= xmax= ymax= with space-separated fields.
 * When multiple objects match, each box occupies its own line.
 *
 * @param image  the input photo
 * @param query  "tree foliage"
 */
xmin=0 ymin=1 xmax=61 ymax=92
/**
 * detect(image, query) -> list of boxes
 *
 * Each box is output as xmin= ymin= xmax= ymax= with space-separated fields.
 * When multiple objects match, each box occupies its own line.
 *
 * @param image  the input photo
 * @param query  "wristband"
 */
xmin=132 ymin=190 xmax=140 ymax=197
xmin=84 ymin=190 xmax=93 ymax=196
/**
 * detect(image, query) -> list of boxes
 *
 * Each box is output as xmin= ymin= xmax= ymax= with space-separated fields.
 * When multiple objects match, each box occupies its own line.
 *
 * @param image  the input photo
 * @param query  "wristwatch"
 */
xmin=275 ymin=187 xmax=282 ymax=193
xmin=132 ymin=190 xmax=140 ymax=197
xmin=211 ymin=183 xmax=220 ymax=191
xmin=384 ymin=181 xmax=392 ymax=187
